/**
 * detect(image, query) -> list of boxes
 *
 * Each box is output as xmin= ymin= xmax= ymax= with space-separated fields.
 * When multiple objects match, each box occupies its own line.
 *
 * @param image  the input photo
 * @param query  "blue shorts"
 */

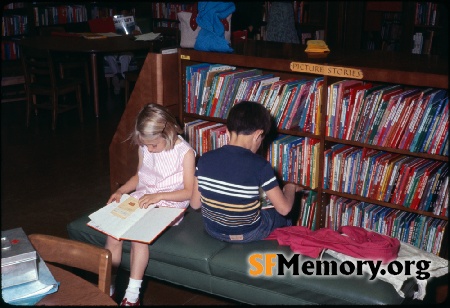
xmin=204 ymin=208 xmax=292 ymax=243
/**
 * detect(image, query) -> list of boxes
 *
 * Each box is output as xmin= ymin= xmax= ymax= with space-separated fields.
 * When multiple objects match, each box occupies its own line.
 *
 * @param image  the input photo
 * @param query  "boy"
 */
xmin=190 ymin=101 xmax=302 ymax=243
xmin=104 ymin=10 xmax=141 ymax=95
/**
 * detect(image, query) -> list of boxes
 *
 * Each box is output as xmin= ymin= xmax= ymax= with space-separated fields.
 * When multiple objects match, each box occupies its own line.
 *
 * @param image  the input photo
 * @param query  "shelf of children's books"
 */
xmin=282 ymin=181 xmax=316 ymax=192
xmin=324 ymin=137 xmax=449 ymax=162
xmin=278 ymin=127 xmax=320 ymax=139
xmin=183 ymin=113 xmax=227 ymax=124
xmin=322 ymin=189 xmax=448 ymax=221
xmin=182 ymin=113 xmax=321 ymax=140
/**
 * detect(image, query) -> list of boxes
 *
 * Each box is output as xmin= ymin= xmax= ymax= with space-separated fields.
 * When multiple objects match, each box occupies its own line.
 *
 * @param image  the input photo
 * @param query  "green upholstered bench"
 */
xmin=67 ymin=208 xmax=416 ymax=305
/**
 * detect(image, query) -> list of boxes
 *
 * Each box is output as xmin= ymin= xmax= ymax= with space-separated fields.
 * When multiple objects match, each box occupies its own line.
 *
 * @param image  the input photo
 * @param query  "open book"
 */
xmin=88 ymin=194 xmax=185 ymax=243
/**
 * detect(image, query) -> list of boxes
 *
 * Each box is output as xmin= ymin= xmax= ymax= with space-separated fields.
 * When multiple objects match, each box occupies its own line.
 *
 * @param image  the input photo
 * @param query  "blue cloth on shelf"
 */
xmin=194 ymin=1 xmax=235 ymax=53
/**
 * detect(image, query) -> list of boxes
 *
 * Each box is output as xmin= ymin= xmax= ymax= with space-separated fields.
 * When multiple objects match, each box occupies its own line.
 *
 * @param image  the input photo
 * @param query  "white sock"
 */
xmin=110 ymin=274 xmax=117 ymax=296
xmin=124 ymin=278 xmax=142 ymax=303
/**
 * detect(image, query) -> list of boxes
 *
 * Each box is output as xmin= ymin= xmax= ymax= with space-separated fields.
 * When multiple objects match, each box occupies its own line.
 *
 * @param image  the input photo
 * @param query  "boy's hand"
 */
xmin=283 ymin=183 xmax=304 ymax=193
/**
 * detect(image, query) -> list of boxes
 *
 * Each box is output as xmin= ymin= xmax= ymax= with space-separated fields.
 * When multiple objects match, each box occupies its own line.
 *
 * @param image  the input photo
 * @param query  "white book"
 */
xmin=88 ymin=194 xmax=185 ymax=244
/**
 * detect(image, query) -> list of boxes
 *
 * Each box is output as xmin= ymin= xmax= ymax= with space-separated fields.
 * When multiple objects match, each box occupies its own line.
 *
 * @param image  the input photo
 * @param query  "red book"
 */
xmin=193 ymin=121 xmax=215 ymax=154
xmin=277 ymin=84 xmax=299 ymax=128
xmin=332 ymin=80 xmax=363 ymax=138
xmin=307 ymin=201 xmax=316 ymax=229
xmin=368 ymin=153 xmax=395 ymax=199
xmin=330 ymin=145 xmax=353 ymax=191
xmin=209 ymin=70 xmax=237 ymax=117
xmin=381 ymin=97 xmax=408 ymax=147
xmin=429 ymin=102 xmax=449 ymax=154
xmin=286 ymin=80 xmax=313 ymax=129
xmin=337 ymin=147 xmax=357 ymax=192
xmin=393 ymin=158 xmax=424 ymax=205
xmin=344 ymin=83 xmax=372 ymax=140
xmin=410 ymin=161 xmax=443 ymax=210
xmin=375 ymin=89 xmax=418 ymax=147
xmin=355 ymin=148 xmax=377 ymax=195
xmin=375 ymin=154 xmax=402 ymax=201
xmin=386 ymin=91 xmax=421 ymax=148
xmin=433 ymin=120 xmax=449 ymax=155
xmin=57 ymin=6 xmax=68 ymax=24
xmin=397 ymin=96 xmax=426 ymax=149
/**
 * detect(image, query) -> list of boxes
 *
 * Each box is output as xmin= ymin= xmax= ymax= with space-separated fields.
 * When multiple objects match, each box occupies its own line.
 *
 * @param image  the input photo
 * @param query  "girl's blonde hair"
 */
xmin=131 ymin=103 xmax=182 ymax=150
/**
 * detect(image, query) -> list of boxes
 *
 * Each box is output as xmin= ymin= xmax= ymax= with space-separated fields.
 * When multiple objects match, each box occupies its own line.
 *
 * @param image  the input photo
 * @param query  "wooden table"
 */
xmin=19 ymin=35 xmax=165 ymax=117
xmin=36 ymin=263 xmax=116 ymax=306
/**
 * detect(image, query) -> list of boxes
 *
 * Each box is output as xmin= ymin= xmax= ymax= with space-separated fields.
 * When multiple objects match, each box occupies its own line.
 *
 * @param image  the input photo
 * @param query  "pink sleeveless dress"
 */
xmin=131 ymin=136 xmax=193 ymax=211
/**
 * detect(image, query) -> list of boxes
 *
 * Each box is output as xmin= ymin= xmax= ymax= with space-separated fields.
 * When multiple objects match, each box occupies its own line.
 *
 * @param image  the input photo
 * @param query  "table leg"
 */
xmin=90 ymin=53 xmax=99 ymax=117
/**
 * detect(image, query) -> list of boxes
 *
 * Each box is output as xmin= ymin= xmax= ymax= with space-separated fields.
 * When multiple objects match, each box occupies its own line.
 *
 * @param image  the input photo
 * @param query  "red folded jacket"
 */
xmin=266 ymin=225 xmax=400 ymax=263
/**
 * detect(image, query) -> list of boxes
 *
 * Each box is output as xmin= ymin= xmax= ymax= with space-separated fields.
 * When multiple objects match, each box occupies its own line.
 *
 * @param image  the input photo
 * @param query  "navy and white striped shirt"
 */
xmin=195 ymin=145 xmax=278 ymax=234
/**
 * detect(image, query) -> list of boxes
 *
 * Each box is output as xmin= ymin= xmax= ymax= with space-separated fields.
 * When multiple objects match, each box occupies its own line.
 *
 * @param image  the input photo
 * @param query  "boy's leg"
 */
xmin=118 ymin=54 xmax=133 ymax=77
xmin=105 ymin=55 xmax=122 ymax=94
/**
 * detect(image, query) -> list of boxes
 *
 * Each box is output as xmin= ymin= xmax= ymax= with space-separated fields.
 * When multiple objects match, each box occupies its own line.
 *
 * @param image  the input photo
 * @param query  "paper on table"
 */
xmin=134 ymin=32 xmax=161 ymax=41
xmin=98 ymin=32 xmax=121 ymax=37
xmin=2 ymin=254 xmax=59 ymax=305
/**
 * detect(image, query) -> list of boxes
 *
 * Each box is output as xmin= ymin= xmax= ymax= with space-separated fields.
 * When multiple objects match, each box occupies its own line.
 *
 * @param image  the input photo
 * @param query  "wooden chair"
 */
xmin=20 ymin=45 xmax=83 ymax=130
xmin=39 ymin=26 xmax=91 ymax=103
xmin=28 ymin=234 xmax=112 ymax=295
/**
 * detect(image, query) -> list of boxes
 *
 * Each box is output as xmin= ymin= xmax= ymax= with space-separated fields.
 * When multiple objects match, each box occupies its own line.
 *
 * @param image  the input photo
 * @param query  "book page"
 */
xmin=111 ymin=196 xmax=139 ymax=219
xmin=121 ymin=207 xmax=185 ymax=243
xmin=88 ymin=194 xmax=185 ymax=243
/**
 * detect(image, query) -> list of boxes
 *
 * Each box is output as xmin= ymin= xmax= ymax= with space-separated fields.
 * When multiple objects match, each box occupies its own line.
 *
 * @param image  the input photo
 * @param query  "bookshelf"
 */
xmin=177 ymin=41 xmax=448 ymax=258
xmin=292 ymin=1 xmax=328 ymax=43
xmin=359 ymin=1 xmax=448 ymax=56
xmin=408 ymin=1 xmax=448 ymax=56
xmin=2 ymin=2 xmax=30 ymax=61
xmin=1 ymin=2 xmax=29 ymax=103
xmin=150 ymin=2 xmax=194 ymax=30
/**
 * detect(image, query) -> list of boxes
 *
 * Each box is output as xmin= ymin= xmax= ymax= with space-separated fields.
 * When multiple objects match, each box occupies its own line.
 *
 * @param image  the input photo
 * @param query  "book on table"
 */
xmin=87 ymin=194 xmax=185 ymax=244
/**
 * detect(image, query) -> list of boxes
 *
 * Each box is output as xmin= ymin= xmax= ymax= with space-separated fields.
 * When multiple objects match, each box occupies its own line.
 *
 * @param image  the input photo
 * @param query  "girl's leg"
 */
xmin=105 ymin=236 xmax=123 ymax=296
xmin=122 ymin=241 xmax=149 ymax=305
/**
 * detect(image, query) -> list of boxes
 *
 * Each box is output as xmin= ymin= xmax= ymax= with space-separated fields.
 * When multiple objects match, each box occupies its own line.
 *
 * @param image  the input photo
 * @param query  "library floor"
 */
xmin=0 ymin=86 xmax=237 ymax=306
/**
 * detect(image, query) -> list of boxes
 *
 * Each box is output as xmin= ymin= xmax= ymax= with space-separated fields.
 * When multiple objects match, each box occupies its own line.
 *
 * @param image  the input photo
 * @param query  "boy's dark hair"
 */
xmin=227 ymin=101 xmax=272 ymax=136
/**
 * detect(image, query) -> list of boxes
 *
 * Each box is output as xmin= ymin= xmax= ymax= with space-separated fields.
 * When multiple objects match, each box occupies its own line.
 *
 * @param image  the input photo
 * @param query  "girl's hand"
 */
xmin=107 ymin=191 xmax=123 ymax=204
xmin=139 ymin=193 xmax=161 ymax=209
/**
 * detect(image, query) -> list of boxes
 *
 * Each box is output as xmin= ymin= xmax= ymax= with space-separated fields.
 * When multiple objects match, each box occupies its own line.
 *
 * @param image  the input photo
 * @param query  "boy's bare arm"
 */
xmin=265 ymin=183 xmax=302 ymax=216
xmin=190 ymin=177 xmax=202 ymax=209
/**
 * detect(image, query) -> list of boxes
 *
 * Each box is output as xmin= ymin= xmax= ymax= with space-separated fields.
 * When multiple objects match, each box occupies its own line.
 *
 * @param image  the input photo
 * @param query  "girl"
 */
xmin=106 ymin=103 xmax=195 ymax=306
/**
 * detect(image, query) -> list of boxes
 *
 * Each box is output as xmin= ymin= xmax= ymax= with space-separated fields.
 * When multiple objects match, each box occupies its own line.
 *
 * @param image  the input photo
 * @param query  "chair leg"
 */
xmin=52 ymin=93 xmax=58 ymax=130
xmin=124 ymin=79 xmax=130 ymax=105
xmin=84 ymin=62 xmax=91 ymax=95
xmin=32 ymin=95 xmax=38 ymax=115
xmin=26 ymin=93 xmax=32 ymax=127
xmin=77 ymin=85 xmax=83 ymax=123
xmin=84 ymin=62 xmax=91 ymax=103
